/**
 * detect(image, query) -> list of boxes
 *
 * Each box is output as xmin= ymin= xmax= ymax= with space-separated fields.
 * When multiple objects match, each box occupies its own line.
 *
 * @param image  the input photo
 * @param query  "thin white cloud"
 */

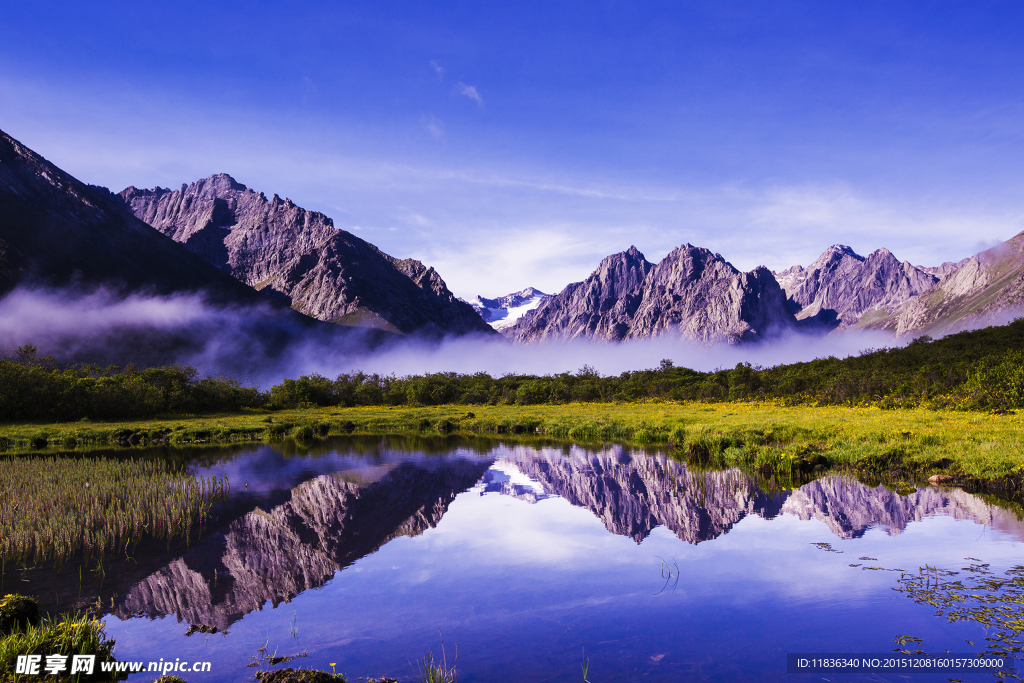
xmin=456 ymin=82 xmax=483 ymax=107
xmin=423 ymin=116 xmax=444 ymax=140
xmin=429 ymin=60 xmax=444 ymax=80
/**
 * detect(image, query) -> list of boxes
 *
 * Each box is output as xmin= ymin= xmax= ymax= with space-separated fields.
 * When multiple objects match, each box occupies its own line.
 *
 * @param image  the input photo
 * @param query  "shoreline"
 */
xmin=0 ymin=402 xmax=1021 ymax=491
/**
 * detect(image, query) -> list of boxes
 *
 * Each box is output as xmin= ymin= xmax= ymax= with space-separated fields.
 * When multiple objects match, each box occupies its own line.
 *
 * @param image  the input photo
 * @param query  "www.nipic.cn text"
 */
xmin=15 ymin=654 xmax=212 ymax=676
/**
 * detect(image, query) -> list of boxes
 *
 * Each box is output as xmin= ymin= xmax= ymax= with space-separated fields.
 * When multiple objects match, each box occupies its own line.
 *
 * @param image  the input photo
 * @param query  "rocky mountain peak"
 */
xmin=594 ymin=246 xmax=656 ymax=299
xmin=866 ymin=229 xmax=1024 ymax=336
xmin=830 ymin=244 xmax=864 ymax=260
xmin=775 ymin=243 xmax=939 ymax=329
xmin=507 ymin=242 xmax=793 ymax=343
xmin=0 ymin=129 xmax=277 ymax=306
xmin=121 ymin=176 xmax=494 ymax=337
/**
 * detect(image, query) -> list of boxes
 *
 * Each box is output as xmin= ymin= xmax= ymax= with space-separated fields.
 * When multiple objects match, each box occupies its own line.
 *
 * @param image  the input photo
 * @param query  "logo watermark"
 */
xmin=16 ymin=654 xmax=212 ymax=676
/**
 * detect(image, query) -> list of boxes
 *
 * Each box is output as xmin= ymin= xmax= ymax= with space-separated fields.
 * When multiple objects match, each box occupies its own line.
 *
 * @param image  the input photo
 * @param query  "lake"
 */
xmin=11 ymin=436 xmax=1024 ymax=682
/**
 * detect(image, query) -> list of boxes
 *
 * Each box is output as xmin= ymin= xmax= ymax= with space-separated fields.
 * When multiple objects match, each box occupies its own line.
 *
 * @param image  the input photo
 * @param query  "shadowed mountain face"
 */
xmin=861 ymin=231 xmax=1024 ymax=336
xmin=774 ymin=245 xmax=940 ymax=329
xmin=114 ymin=458 xmax=492 ymax=629
xmin=120 ymin=175 xmax=495 ymax=338
xmin=507 ymin=245 xmax=794 ymax=343
xmin=0 ymin=130 xmax=272 ymax=305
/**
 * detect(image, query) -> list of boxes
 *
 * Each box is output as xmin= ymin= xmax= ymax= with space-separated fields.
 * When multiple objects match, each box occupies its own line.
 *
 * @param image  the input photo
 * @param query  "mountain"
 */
xmin=0 ymin=129 xmax=271 ymax=305
xmin=469 ymin=287 xmax=550 ymax=330
xmin=773 ymin=245 xmax=940 ymax=329
xmin=114 ymin=459 xmax=491 ymax=629
xmin=781 ymin=475 xmax=1024 ymax=540
xmin=861 ymin=231 xmax=1024 ymax=336
xmin=120 ymin=175 xmax=495 ymax=337
xmin=507 ymin=244 xmax=794 ymax=343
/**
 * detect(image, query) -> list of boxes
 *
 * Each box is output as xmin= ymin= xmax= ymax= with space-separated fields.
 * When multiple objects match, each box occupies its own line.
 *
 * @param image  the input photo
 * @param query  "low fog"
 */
xmin=0 ymin=287 xmax=921 ymax=387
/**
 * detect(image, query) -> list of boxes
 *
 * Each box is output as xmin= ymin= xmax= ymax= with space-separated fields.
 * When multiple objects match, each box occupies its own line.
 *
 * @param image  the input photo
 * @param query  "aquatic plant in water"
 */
xmin=416 ymin=632 xmax=456 ymax=683
xmin=893 ymin=561 xmax=1024 ymax=669
xmin=0 ymin=456 xmax=227 ymax=565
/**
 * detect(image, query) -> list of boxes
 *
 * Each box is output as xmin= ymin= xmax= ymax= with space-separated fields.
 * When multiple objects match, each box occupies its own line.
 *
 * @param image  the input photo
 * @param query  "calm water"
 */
xmin=14 ymin=437 xmax=1024 ymax=682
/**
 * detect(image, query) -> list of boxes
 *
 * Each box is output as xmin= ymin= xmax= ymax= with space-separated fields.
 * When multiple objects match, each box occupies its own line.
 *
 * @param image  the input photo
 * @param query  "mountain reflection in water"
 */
xmin=106 ymin=440 xmax=1024 ymax=633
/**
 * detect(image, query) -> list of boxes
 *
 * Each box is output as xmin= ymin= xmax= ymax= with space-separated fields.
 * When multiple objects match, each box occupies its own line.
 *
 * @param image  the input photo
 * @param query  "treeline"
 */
xmin=0 ymin=346 xmax=262 ymax=421
xmin=267 ymin=319 xmax=1024 ymax=411
xmin=4 ymin=319 xmax=1024 ymax=422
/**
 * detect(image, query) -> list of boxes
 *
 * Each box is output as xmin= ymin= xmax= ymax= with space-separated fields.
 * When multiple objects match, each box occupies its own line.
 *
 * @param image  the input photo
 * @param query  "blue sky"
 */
xmin=3 ymin=1 xmax=1023 ymax=297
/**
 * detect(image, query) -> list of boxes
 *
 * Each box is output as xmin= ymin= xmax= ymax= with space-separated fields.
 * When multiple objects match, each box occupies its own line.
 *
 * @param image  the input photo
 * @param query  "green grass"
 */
xmin=2 ymin=401 xmax=1023 ymax=484
xmin=0 ymin=457 xmax=227 ymax=565
xmin=0 ymin=596 xmax=121 ymax=682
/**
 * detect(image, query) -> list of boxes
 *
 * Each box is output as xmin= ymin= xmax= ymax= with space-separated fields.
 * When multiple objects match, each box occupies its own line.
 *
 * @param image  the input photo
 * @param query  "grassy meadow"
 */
xmin=2 ymin=401 xmax=1023 ymax=483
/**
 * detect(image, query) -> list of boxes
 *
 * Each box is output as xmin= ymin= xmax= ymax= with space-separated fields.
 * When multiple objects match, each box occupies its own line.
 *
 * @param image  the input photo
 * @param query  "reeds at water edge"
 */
xmin=0 ymin=456 xmax=228 ymax=566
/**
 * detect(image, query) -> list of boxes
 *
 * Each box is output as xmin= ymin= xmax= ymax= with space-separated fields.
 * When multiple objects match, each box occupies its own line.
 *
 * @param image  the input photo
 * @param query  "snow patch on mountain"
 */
xmin=468 ymin=287 xmax=550 ymax=330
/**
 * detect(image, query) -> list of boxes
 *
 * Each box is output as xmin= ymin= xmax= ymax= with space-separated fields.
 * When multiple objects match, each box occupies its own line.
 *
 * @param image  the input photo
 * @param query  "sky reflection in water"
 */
xmin=100 ymin=439 xmax=1024 ymax=682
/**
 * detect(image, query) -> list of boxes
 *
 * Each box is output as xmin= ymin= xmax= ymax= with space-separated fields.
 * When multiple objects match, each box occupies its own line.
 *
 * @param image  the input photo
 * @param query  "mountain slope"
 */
xmin=774 ymin=245 xmax=939 ymax=328
xmin=863 ymin=230 xmax=1024 ymax=336
xmin=0 ymin=129 xmax=270 ymax=305
xmin=469 ymin=287 xmax=550 ymax=330
xmin=120 ymin=175 xmax=494 ymax=337
xmin=507 ymin=247 xmax=654 ymax=342
xmin=508 ymin=244 xmax=794 ymax=343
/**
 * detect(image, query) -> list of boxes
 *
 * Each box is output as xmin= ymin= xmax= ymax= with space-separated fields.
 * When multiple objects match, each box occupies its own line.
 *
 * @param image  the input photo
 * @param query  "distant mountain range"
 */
xmin=4 ymin=126 xmax=1024 ymax=349
xmin=486 ymin=235 xmax=1024 ymax=343
xmin=860 ymin=233 xmax=1024 ymax=336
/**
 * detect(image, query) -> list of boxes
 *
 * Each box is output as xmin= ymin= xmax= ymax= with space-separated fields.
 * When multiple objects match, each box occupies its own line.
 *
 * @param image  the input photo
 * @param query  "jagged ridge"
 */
xmin=0 ymin=129 xmax=270 ymax=305
xmin=774 ymin=244 xmax=940 ymax=329
xmin=861 ymin=231 xmax=1024 ymax=336
xmin=507 ymin=245 xmax=794 ymax=343
xmin=120 ymin=175 xmax=495 ymax=337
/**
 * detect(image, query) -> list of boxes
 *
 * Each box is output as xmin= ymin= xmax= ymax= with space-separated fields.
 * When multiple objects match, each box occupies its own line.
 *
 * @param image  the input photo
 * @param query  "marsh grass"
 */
xmin=415 ymin=632 xmax=456 ymax=683
xmin=0 ymin=598 xmax=121 ymax=682
xmin=0 ymin=456 xmax=227 ymax=565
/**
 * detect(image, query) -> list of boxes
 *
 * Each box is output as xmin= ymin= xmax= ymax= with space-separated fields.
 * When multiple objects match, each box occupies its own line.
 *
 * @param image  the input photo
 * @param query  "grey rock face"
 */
xmin=921 ymin=257 xmax=972 ymax=280
xmin=774 ymin=245 xmax=939 ymax=329
xmin=629 ymin=245 xmax=793 ymax=342
xmin=862 ymin=231 xmax=1024 ymax=336
xmin=508 ymin=244 xmax=794 ymax=343
xmin=120 ymin=175 xmax=494 ymax=337
xmin=0 ymin=129 xmax=269 ymax=304
xmin=505 ymin=247 xmax=653 ymax=341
